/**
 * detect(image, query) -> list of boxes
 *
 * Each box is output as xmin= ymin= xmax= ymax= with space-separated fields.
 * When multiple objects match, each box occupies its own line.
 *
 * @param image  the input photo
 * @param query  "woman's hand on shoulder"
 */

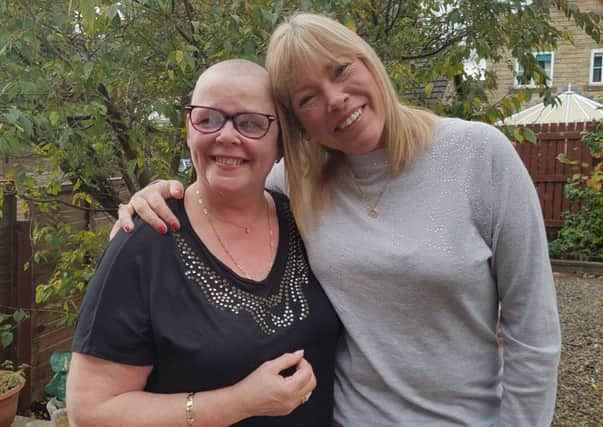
xmin=110 ymin=179 xmax=184 ymax=239
xmin=233 ymin=350 xmax=316 ymax=418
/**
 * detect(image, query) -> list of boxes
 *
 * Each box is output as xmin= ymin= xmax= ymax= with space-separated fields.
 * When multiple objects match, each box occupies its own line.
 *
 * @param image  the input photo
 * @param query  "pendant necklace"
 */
xmin=195 ymin=187 xmax=274 ymax=279
xmin=204 ymin=203 xmax=253 ymax=234
xmin=352 ymin=176 xmax=391 ymax=219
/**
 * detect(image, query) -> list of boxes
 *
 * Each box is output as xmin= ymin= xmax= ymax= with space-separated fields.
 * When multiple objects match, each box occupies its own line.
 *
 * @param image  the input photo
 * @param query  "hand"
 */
xmin=110 ymin=179 xmax=184 ymax=239
xmin=234 ymin=350 xmax=317 ymax=418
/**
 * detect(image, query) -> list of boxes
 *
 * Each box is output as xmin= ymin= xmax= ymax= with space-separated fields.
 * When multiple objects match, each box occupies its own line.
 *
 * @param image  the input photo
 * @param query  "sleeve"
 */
xmin=72 ymin=227 xmax=154 ymax=366
xmin=265 ymin=160 xmax=288 ymax=195
xmin=486 ymin=125 xmax=561 ymax=426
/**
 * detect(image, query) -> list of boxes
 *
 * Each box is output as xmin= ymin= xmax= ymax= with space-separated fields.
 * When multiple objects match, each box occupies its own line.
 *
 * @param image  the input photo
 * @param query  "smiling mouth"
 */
xmin=214 ymin=156 xmax=244 ymax=166
xmin=337 ymin=107 xmax=363 ymax=130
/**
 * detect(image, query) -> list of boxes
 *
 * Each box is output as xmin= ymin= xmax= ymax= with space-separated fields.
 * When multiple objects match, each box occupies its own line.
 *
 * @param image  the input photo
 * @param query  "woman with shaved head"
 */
xmin=66 ymin=59 xmax=341 ymax=427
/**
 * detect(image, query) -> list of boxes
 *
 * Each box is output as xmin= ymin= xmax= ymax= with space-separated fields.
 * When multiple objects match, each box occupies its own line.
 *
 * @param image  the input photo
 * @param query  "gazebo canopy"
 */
xmin=501 ymin=85 xmax=603 ymax=125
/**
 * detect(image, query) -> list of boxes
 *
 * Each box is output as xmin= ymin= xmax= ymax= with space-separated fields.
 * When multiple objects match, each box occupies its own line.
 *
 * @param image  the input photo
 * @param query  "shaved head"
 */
xmin=185 ymin=59 xmax=281 ymax=198
xmin=192 ymin=59 xmax=270 ymax=104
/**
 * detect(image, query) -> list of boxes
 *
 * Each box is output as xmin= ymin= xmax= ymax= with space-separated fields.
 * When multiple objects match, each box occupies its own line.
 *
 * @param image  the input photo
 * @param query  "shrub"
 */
xmin=550 ymin=122 xmax=603 ymax=260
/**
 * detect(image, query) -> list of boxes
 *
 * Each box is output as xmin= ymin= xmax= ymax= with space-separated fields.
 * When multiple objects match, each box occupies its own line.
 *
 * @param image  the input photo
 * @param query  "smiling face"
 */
xmin=187 ymin=63 xmax=279 ymax=196
xmin=287 ymin=57 xmax=386 ymax=156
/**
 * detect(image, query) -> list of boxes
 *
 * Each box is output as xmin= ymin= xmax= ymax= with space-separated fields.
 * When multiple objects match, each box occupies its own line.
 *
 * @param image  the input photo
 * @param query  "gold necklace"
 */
xmin=212 ymin=210 xmax=254 ymax=234
xmin=352 ymin=176 xmax=390 ymax=218
xmin=195 ymin=187 xmax=274 ymax=279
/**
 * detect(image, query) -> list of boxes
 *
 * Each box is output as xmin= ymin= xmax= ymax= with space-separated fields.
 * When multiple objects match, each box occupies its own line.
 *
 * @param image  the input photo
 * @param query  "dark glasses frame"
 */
xmin=185 ymin=105 xmax=278 ymax=139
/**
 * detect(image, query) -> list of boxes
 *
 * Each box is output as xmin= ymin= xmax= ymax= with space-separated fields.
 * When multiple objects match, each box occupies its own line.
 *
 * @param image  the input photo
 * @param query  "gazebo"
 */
xmin=502 ymin=85 xmax=603 ymax=125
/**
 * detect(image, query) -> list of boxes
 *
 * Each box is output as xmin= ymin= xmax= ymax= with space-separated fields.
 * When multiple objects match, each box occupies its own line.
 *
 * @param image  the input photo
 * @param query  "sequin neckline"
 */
xmin=173 ymin=196 xmax=312 ymax=335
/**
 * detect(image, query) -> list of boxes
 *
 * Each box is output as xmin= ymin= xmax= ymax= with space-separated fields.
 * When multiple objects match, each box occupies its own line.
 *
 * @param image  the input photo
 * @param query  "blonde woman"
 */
xmin=67 ymin=59 xmax=340 ymax=427
xmin=116 ymin=14 xmax=561 ymax=426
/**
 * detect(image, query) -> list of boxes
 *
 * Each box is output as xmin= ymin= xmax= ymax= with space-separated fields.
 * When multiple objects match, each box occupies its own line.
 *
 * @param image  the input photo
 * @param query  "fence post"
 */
xmin=15 ymin=219 xmax=33 ymax=414
xmin=4 ymin=188 xmax=33 ymax=414
xmin=6 ymin=189 xmax=17 ymax=328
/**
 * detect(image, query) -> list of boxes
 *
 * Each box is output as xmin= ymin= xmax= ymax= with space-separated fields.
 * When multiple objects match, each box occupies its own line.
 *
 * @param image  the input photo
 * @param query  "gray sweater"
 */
xmin=267 ymin=118 xmax=561 ymax=426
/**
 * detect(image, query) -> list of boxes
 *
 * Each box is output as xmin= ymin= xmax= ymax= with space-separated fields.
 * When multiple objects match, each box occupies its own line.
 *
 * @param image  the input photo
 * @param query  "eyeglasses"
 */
xmin=185 ymin=105 xmax=278 ymax=139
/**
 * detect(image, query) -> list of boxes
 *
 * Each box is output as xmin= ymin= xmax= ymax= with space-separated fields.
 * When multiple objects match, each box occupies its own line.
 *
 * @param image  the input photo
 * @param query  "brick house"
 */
xmin=487 ymin=0 xmax=603 ymax=105
xmin=484 ymin=1 xmax=602 ymax=232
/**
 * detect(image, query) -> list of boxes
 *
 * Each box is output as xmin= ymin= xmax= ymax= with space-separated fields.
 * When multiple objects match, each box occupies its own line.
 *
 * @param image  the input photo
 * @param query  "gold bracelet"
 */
xmin=185 ymin=392 xmax=195 ymax=426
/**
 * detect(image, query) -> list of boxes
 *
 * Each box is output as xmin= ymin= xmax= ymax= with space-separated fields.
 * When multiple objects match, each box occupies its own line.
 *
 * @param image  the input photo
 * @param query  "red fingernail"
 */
xmin=158 ymin=225 xmax=167 ymax=234
xmin=123 ymin=225 xmax=132 ymax=233
xmin=171 ymin=222 xmax=180 ymax=231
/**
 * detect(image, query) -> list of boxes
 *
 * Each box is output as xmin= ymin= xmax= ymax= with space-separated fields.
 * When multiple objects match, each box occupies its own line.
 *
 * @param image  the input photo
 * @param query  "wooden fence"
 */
xmin=0 ymin=190 xmax=33 ymax=412
xmin=0 ymin=186 xmax=115 ymax=412
xmin=508 ymin=121 xmax=598 ymax=229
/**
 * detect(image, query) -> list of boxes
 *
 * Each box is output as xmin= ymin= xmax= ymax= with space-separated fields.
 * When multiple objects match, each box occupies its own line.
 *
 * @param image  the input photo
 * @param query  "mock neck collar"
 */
xmin=346 ymin=148 xmax=389 ymax=179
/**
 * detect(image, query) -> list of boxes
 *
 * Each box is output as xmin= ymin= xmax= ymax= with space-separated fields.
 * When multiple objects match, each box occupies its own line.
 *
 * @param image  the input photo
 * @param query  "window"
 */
xmin=514 ymin=52 xmax=554 ymax=88
xmin=179 ymin=158 xmax=192 ymax=172
xmin=590 ymin=49 xmax=603 ymax=85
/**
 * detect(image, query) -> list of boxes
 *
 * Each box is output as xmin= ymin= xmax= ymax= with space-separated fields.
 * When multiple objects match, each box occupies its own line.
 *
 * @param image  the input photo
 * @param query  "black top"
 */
xmin=73 ymin=191 xmax=341 ymax=426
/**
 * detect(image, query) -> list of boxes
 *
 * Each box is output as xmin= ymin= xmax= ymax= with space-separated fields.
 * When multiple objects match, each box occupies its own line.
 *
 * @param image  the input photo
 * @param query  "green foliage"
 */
xmin=45 ymin=350 xmax=72 ymax=402
xmin=0 ymin=360 xmax=27 ymax=395
xmin=550 ymin=121 xmax=603 ymax=260
xmin=0 ymin=310 xmax=27 ymax=349
xmin=1 ymin=1 xmax=601 ymax=324
xmin=33 ymin=216 xmax=109 ymax=324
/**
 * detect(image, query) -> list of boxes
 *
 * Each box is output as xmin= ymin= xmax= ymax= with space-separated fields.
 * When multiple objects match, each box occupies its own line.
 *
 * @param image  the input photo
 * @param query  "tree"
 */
xmin=0 ymin=0 xmax=600 ymax=320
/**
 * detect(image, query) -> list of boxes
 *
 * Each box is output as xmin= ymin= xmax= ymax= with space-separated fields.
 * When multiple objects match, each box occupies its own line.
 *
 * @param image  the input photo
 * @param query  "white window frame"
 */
xmin=589 ymin=48 xmax=603 ymax=85
xmin=514 ymin=52 xmax=554 ymax=88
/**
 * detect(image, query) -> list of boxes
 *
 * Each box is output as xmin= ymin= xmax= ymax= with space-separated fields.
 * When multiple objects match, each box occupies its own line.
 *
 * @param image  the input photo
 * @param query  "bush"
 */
xmin=550 ymin=122 xmax=603 ymax=260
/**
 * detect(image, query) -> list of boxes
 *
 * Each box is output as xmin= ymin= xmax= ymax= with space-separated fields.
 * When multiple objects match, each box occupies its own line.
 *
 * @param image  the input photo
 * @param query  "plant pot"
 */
xmin=0 ymin=380 xmax=24 ymax=427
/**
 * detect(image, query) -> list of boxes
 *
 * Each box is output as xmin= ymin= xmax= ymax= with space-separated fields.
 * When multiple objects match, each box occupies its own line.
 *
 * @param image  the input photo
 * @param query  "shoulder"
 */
xmin=121 ymin=199 xmax=184 ymax=246
xmin=434 ymin=118 xmax=509 ymax=146
xmin=430 ymin=118 xmax=517 ymax=163
xmin=268 ymin=190 xmax=294 ymax=226
xmin=268 ymin=189 xmax=290 ymax=207
xmin=109 ymin=218 xmax=171 ymax=259
xmin=102 ymin=201 xmax=184 ymax=272
xmin=81 ymin=203 xmax=182 ymax=314
xmin=268 ymin=189 xmax=303 ymax=241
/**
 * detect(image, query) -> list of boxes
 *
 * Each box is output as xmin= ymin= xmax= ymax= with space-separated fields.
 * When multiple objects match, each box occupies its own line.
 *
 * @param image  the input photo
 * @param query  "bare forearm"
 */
xmin=67 ymin=352 xmax=314 ymax=426
xmin=69 ymin=386 xmax=249 ymax=427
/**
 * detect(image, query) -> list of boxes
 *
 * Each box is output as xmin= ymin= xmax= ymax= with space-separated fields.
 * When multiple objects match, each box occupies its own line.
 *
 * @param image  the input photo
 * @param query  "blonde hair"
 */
xmin=266 ymin=13 xmax=438 ymax=234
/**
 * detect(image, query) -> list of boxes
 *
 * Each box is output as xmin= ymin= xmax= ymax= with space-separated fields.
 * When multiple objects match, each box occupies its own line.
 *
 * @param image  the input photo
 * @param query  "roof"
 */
xmin=404 ymin=78 xmax=451 ymax=105
xmin=501 ymin=85 xmax=603 ymax=125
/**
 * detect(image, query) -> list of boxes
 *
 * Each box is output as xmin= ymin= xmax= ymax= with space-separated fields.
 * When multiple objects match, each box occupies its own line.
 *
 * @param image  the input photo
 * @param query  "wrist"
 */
xmin=226 ymin=381 xmax=253 ymax=422
xmin=193 ymin=384 xmax=251 ymax=427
